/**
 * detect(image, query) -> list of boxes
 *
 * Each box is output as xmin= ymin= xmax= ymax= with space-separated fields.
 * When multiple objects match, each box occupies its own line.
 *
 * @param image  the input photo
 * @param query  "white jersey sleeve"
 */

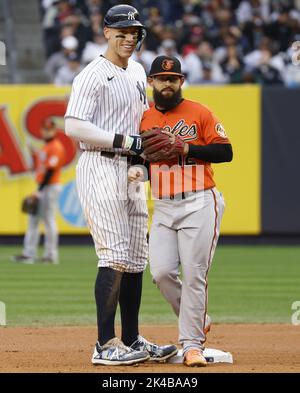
xmin=65 ymin=71 xmax=99 ymax=122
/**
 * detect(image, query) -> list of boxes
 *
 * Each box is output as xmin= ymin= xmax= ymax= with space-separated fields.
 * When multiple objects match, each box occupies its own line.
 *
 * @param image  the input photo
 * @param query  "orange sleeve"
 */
xmin=201 ymin=109 xmax=230 ymax=145
xmin=46 ymin=142 xmax=65 ymax=170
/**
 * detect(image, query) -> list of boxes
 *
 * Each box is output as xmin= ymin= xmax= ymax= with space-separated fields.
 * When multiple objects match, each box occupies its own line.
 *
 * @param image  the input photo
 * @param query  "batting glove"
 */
xmin=124 ymin=135 xmax=143 ymax=155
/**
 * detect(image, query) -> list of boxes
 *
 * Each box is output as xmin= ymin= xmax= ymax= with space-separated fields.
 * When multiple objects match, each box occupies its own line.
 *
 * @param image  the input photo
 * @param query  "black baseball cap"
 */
xmin=149 ymin=56 xmax=184 ymax=77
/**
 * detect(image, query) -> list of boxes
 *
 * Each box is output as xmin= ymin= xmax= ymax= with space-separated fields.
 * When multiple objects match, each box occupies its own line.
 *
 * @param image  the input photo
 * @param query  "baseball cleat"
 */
xmin=91 ymin=337 xmax=150 ymax=366
xmin=130 ymin=335 xmax=178 ymax=362
xmin=12 ymin=255 xmax=35 ymax=264
xmin=184 ymin=349 xmax=207 ymax=367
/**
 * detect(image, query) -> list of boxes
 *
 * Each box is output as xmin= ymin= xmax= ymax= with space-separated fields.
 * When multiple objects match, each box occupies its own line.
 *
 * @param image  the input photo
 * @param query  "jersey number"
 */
xmin=178 ymin=155 xmax=197 ymax=166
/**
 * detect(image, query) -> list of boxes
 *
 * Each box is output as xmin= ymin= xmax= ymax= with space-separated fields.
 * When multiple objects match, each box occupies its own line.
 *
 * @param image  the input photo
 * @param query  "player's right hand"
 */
xmin=124 ymin=135 xmax=143 ymax=155
xmin=128 ymin=166 xmax=144 ymax=183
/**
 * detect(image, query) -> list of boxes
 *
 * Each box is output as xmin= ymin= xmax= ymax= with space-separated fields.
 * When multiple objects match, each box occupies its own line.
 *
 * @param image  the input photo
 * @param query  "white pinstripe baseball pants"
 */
xmin=76 ymin=152 xmax=148 ymax=273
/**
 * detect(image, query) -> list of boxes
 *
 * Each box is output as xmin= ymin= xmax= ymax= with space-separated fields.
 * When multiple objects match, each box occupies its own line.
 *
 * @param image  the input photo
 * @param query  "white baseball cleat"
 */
xmin=130 ymin=335 xmax=178 ymax=362
xmin=91 ymin=337 xmax=150 ymax=366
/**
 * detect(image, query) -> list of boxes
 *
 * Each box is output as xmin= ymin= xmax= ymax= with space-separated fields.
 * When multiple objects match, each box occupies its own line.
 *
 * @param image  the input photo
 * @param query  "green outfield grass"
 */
xmin=0 ymin=245 xmax=299 ymax=326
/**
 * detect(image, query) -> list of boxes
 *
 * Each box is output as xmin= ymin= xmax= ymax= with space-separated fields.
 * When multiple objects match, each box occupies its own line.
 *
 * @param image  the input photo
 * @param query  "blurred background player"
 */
xmin=13 ymin=119 xmax=66 ymax=264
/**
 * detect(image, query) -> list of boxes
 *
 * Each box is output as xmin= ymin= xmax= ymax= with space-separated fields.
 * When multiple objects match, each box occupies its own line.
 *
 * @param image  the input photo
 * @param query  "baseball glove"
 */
xmin=21 ymin=195 xmax=39 ymax=215
xmin=141 ymin=127 xmax=185 ymax=162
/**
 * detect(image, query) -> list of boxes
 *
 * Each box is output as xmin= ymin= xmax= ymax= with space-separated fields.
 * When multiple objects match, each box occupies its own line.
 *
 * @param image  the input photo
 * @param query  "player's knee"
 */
xmin=151 ymin=269 xmax=173 ymax=287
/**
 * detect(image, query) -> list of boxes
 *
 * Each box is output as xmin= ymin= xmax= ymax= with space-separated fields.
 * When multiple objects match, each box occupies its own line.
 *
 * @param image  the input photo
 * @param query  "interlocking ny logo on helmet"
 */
xmin=104 ymin=5 xmax=143 ymax=28
xmin=128 ymin=12 xmax=135 ymax=20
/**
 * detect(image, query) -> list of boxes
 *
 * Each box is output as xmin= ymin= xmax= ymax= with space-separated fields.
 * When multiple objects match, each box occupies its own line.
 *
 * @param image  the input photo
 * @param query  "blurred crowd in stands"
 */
xmin=39 ymin=0 xmax=300 ymax=87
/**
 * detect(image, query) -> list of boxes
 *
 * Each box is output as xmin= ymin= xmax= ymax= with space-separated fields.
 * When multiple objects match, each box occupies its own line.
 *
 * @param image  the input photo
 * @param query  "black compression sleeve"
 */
xmin=187 ymin=143 xmax=233 ymax=163
xmin=38 ymin=168 xmax=54 ymax=191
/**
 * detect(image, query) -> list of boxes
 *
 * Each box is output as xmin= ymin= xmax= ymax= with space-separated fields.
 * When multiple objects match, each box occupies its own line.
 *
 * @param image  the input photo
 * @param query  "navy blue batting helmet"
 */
xmin=103 ymin=4 xmax=146 ymax=51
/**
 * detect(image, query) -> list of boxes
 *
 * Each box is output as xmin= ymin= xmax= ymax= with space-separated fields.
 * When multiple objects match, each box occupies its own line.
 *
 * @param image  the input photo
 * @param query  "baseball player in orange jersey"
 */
xmin=139 ymin=56 xmax=233 ymax=367
xmin=13 ymin=119 xmax=66 ymax=264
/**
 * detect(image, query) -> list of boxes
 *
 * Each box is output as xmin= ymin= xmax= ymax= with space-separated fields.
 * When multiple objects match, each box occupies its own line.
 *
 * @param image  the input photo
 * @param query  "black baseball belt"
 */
xmin=158 ymin=190 xmax=199 ymax=200
xmin=82 ymin=150 xmax=131 ymax=159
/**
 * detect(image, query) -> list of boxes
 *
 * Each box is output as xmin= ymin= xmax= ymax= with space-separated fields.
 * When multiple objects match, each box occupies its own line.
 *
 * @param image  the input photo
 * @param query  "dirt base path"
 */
xmin=1 ymin=324 xmax=299 ymax=373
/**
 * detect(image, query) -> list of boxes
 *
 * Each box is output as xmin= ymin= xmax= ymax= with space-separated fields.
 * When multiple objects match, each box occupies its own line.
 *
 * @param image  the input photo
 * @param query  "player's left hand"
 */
xmin=161 ymin=130 xmax=189 ymax=155
xmin=141 ymin=127 xmax=188 ymax=162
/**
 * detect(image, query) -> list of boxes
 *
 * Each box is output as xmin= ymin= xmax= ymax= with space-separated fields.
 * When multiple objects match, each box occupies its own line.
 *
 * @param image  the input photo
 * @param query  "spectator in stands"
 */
xmin=132 ymin=43 xmax=156 ymax=75
xmin=77 ymin=0 xmax=105 ymax=17
xmin=61 ymin=10 xmax=91 ymax=55
xmin=184 ymin=41 xmax=226 ymax=84
xmin=195 ymin=62 xmax=216 ymax=84
xmin=283 ymin=39 xmax=300 ymax=87
xmin=42 ymin=0 xmax=74 ymax=57
xmin=235 ymin=0 xmax=270 ymax=25
xmin=81 ymin=32 xmax=107 ymax=65
xmin=244 ymin=36 xmax=285 ymax=76
xmin=220 ymin=44 xmax=245 ymax=83
xmin=252 ymin=48 xmax=284 ymax=85
xmin=180 ymin=24 xmax=204 ymax=56
xmin=240 ymin=12 xmax=267 ymax=54
xmin=158 ymin=39 xmax=179 ymax=57
xmin=54 ymin=51 xmax=83 ymax=85
xmin=45 ymin=35 xmax=79 ymax=82
xmin=38 ymin=0 xmax=300 ymax=87
xmin=144 ymin=7 xmax=165 ymax=51
xmin=88 ymin=11 xmax=103 ymax=35
xmin=266 ymin=7 xmax=294 ymax=52
xmin=158 ymin=39 xmax=188 ymax=75
xmin=214 ymin=28 xmax=243 ymax=63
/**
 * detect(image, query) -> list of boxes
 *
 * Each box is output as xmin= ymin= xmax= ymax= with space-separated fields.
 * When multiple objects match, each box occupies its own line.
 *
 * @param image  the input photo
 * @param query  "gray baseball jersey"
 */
xmin=65 ymin=56 xmax=149 ymax=272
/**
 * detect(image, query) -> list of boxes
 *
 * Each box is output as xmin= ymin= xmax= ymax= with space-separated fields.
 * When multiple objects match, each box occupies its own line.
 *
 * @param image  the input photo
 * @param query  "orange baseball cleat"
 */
xmin=184 ymin=349 xmax=207 ymax=367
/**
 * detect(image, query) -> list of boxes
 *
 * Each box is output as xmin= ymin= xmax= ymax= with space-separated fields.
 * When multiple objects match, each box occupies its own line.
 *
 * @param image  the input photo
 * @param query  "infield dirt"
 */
xmin=0 ymin=324 xmax=299 ymax=373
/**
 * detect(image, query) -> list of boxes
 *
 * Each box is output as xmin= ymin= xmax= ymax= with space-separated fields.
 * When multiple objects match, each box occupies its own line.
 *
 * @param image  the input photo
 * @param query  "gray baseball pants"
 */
xmin=149 ymin=187 xmax=225 ymax=354
xmin=23 ymin=184 xmax=61 ymax=261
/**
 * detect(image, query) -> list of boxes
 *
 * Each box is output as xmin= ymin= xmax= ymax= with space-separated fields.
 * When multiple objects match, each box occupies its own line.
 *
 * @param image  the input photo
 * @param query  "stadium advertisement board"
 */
xmin=0 ymin=85 xmax=260 ymax=234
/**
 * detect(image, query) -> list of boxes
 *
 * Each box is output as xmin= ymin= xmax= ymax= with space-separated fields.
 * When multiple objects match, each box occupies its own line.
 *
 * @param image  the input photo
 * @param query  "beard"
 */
xmin=153 ymin=87 xmax=182 ymax=111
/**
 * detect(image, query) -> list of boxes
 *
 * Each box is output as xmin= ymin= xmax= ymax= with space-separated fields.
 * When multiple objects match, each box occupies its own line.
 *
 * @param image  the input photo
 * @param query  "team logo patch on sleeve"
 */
xmin=215 ymin=123 xmax=227 ymax=138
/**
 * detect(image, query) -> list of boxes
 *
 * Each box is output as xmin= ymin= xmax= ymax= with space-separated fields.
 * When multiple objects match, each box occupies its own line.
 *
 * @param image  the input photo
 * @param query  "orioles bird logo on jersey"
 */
xmin=162 ymin=59 xmax=174 ymax=71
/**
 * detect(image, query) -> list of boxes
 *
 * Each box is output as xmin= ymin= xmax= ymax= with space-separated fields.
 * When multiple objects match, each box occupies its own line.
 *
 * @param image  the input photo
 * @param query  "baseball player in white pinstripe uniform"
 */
xmin=65 ymin=4 xmax=177 ymax=366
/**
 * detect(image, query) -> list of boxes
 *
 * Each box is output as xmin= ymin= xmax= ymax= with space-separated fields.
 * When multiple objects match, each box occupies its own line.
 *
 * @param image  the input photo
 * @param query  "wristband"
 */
xmin=113 ymin=134 xmax=124 ymax=148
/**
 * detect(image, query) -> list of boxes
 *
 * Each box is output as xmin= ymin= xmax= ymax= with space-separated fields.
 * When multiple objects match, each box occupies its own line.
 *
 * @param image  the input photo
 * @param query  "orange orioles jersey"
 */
xmin=140 ymin=99 xmax=230 ymax=199
xmin=35 ymin=138 xmax=66 ymax=185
